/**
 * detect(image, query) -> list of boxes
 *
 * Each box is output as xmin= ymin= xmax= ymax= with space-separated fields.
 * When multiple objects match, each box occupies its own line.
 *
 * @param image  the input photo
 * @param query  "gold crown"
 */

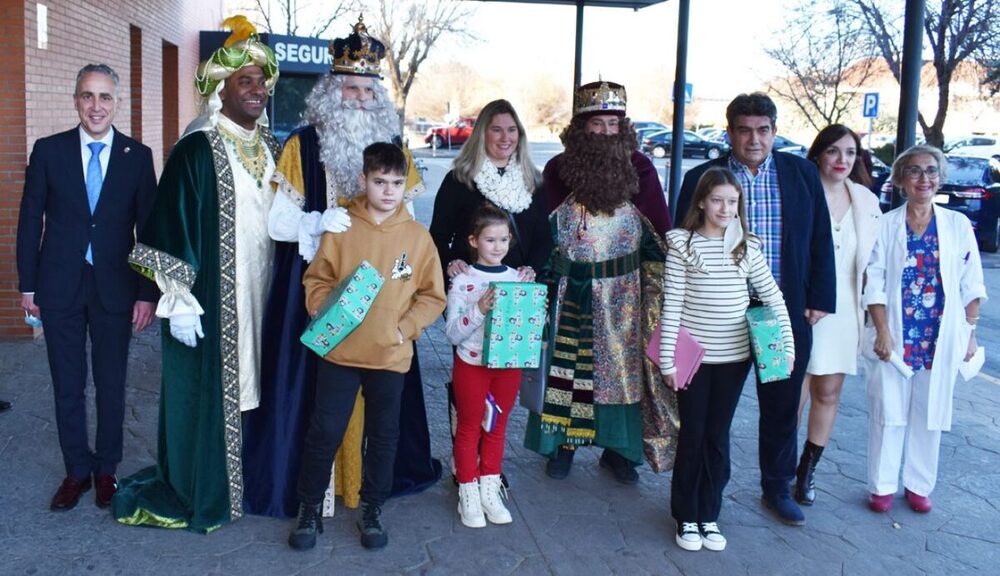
xmin=574 ymin=81 xmax=627 ymax=117
xmin=330 ymin=15 xmax=386 ymax=77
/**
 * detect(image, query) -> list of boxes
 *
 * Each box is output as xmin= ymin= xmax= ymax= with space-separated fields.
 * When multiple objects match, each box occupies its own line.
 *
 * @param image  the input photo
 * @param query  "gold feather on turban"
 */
xmin=195 ymin=15 xmax=279 ymax=97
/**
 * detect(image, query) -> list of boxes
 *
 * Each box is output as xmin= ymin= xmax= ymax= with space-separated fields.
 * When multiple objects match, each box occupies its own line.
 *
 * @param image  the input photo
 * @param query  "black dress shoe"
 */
xmin=545 ymin=446 xmax=575 ymax=479
xmin=0 ymin=399 xmax=11 ymax=413
xmin=599 ymin=449 xmax=639 ymax=485
xmin=51 ymin=476 xmax=93 ymax=511
xmin=94 ymin=474 xmax=118 ymax=508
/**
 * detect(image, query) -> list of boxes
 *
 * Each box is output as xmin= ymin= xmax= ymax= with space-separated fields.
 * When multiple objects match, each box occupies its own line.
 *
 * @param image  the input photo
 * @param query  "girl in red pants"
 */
xmin=444 ymin=204 xmax=523 ymax=528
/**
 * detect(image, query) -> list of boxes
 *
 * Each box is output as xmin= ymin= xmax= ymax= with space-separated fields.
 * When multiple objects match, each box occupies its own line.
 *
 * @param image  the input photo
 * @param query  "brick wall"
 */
xmin=1 ymin=0 xmax=224 ymax=338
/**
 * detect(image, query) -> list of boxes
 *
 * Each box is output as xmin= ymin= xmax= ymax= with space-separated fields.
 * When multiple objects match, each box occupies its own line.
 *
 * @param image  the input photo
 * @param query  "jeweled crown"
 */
xmin=574 ymin=81 xmax=627 ymax=117
xmin=330 ymin=15 xmax=386 ymax=77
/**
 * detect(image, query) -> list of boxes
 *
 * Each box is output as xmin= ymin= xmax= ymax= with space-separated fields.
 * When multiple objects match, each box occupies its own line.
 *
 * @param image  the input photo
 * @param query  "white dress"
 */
xmin=808 ymin=206 xmax=860 ymax=375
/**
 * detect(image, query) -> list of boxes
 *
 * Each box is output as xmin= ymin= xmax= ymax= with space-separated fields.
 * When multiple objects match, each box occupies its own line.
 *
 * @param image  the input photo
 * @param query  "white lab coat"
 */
xmin=862 ymin=203 xmax=987 ymax=431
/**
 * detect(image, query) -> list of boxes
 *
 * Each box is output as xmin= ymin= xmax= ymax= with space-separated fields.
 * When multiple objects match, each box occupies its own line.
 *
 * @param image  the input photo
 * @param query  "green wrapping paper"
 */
xmin=301 ymin=260 xmax=384 ymax=356
xmin=746 ymin=305 xmax=793 ymax=383
xmin=482 ymin=282 xmax=547 ymax=369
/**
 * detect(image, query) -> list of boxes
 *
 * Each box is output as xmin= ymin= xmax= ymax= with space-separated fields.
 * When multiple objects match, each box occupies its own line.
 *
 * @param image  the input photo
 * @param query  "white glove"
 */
xmin=299 ymin=210 xmax=323 ymax=237
xmin=320 ymin=206 xmax=351 ymax=234
xmin=169 ymin=313 xmax=204 ymax=348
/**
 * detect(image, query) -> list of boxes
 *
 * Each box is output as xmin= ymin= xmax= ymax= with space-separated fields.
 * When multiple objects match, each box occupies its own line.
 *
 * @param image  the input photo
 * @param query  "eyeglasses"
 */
xmin=903 ymin=165 xmax=940 ymax=180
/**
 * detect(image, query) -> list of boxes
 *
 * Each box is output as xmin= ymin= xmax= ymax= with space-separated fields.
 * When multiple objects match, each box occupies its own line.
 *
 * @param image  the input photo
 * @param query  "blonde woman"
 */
xmin=430 ymin=99 xmax=550 ymax=284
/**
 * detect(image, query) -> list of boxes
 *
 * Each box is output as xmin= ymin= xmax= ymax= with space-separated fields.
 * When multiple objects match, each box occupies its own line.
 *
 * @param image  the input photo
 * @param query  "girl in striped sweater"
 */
xmin=660 ymin=167 xmax=794 ymax=552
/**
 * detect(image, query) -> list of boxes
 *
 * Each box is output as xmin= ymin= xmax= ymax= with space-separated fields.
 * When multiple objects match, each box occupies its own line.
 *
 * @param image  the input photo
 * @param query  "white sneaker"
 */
xmin=699 ymin=522 xmax=726 ymax=551
xmin=479 ymin=474 xmax=513 ymax=524
xmin=675 ymin=521 xmax=702 ymax=551
xmin=458 ymin=481 xmax=486 ymax=528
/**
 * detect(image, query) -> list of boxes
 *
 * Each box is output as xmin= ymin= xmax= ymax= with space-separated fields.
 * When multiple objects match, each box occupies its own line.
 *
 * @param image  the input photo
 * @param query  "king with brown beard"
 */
xmin=241 ymin=16 xmax=438 ymax=522
xmin=525 ymin=81 xmax=677 ymax=484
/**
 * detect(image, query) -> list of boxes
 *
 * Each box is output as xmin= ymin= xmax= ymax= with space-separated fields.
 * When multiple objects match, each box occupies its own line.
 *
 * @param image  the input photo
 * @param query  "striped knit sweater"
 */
xmin=659 ymin=229 xmax=794 ymax=375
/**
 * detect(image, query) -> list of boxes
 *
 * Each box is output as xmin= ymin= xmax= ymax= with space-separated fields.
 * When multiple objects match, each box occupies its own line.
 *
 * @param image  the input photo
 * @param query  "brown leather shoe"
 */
xmin=50 ymin=476 xmax=92 ymax=511
xmin=94 ymin=474 xmax=118 ymax=508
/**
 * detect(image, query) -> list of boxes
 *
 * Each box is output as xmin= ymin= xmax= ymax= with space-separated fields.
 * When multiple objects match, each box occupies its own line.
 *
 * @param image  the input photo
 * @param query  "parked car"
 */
xmin=772 ymin=135 xmax=807 ymax=156
xmin=878 ymin=155 xmax=1000 ymax=251
xmin=950 ymin=143 xmax=1000 ymax=162
xmin=635 ymin=125 xmax=666 ymax=146
xmin=944 ymin=136 xmax=997 ymax=153
xmin=698 ymin=127 xmax=726 ymax=142
xmin=425 ymin=116 xmax=477 ymax=148
xmin=632 ymin=121 xmax=669 ymax=133
xmin=642 ymin=130 xmax=730 ymax=159
xmin=867 ymin=153 xmax=890 ymax=196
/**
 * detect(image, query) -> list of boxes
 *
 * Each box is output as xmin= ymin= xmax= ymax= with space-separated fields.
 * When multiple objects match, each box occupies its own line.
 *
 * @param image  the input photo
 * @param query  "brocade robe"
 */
xmin=112 ymin=124 xmax=279 ymax=533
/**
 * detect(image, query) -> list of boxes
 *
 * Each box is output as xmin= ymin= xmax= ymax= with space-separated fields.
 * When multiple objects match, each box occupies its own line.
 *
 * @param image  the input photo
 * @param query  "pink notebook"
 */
xmin=646 ymin=322 xmax=705 ymax=387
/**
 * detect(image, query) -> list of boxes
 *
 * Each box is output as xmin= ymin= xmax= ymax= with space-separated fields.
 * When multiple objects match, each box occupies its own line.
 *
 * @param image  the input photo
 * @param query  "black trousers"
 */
xmin=757 ymin=328 xmax=811 ymax=497
xmin=41 ymin=266 xmax=132 ymax=479
xmin=297 ymin=360 xmax=404 ymax=507
xmin=671 ymin=359 xmax=751 ymax=523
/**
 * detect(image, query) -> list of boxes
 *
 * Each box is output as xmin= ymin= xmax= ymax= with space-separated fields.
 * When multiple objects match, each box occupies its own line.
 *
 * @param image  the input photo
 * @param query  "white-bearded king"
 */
xmin=241 ymin=15 xmax=436 ymax=520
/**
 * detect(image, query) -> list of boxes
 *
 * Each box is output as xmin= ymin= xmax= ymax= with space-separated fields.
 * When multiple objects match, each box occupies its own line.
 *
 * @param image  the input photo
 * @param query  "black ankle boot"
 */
xmin=794 ymin=441 xmax=824 ymax=505
xmin=545 ymin=446 xmax=575 ymax=479
xmin=288 ymin=503 xmax=323 ymax=550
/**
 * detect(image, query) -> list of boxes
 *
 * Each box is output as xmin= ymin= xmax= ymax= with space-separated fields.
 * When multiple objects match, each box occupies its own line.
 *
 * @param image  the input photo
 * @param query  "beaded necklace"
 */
xmin=217 ymin=123 xmax=268 ymax=187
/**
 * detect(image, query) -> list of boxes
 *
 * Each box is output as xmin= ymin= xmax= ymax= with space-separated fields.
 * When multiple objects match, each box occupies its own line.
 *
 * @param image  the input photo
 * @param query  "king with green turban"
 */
xmin=112 ymin=15 xmax=282 ymax=533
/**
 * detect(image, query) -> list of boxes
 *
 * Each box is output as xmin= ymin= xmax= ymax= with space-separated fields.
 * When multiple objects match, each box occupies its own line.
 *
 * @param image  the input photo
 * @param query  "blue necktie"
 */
xmin=85 ymin=141 xmax=105 ymax=265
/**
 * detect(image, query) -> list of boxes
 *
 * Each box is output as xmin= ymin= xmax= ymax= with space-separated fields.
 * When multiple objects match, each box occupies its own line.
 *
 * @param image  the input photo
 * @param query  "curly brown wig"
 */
xmin=556 ymin=116 xmax=640 ymax=215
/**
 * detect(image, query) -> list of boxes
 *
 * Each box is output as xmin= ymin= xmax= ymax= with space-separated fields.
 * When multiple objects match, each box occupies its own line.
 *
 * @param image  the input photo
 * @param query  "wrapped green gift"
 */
xmin=300 ymin=260 xmax=384 ymax=357
xmin=746 ymin=305 xmax=792 ymax=383
xmin=482 ymin=282 xmax=547 ymax=369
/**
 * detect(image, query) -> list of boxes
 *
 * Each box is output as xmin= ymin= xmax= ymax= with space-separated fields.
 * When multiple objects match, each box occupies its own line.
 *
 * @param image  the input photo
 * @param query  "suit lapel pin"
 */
xmin=124 ymin=146 xmax=130 ymax=154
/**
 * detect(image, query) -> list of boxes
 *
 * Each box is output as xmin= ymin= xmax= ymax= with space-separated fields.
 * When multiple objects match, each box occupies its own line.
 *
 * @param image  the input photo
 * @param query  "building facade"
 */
xmin=1 ymin=0 xmax=223 ymax=337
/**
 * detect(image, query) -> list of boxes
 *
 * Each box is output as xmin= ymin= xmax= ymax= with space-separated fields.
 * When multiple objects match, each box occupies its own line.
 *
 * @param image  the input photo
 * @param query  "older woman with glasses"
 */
xmin=863 ymin=145 xmax=986 ymax=514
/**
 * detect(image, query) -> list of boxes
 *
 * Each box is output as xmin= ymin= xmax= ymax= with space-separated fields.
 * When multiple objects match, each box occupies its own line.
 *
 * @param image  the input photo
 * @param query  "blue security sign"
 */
xmin=862 ymin=92 xmax=879 ymax=118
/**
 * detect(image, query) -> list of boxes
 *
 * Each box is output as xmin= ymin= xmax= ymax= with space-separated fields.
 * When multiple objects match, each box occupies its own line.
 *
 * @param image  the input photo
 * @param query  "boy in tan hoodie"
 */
xmin=289 ymin=143 xmax=445 ymax=551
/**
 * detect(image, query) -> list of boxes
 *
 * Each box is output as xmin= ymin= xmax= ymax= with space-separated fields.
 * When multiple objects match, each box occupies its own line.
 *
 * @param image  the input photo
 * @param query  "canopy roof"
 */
xmin=477 ymin=0 xmax=666 ymax=8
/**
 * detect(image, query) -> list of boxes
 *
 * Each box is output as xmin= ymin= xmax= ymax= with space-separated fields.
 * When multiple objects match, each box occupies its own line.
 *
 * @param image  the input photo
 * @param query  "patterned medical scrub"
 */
xmin=901 ymin=216 xmax=945 ymax=370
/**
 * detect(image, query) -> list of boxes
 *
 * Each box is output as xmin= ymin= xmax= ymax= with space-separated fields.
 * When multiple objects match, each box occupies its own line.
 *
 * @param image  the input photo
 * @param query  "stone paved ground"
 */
xmin=3 ymin=305 xmax=998 ymax=575
xmin=2 ymin=186 xmax=998 ymax=574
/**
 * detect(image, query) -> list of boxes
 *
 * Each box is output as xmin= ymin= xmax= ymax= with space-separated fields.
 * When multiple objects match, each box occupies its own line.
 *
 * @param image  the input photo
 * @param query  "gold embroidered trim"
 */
xmin=207 ymin=128 xmax=244 ymax=522
xmin=272 ymin=171 xmax=306 ymax=209
xmin=128 ymin=243 xmax=196 ymax=290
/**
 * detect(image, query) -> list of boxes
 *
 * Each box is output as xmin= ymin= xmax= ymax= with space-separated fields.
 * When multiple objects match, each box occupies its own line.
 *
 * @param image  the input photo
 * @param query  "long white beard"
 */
xmin=316 ymin=104 xmax=397 ymax=200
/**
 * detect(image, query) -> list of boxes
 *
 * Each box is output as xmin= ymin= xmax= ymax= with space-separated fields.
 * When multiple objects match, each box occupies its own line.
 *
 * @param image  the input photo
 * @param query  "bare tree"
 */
xmin=848 ymin=0 xmax=1000 ymax=147
xmin=234 ymin=0 xmax=357 ymax=37
xmin=369 ymin=0 xmax=476 ymax=132
xmin=765 ymin=0 xmax=877 ymax=131
xmin=527 ymin=77 xmax=571 ymax=136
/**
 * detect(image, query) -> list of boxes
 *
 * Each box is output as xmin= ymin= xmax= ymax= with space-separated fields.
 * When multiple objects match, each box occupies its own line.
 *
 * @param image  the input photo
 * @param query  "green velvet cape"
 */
xmin=111 ymin=127 xmax=279 ymax=533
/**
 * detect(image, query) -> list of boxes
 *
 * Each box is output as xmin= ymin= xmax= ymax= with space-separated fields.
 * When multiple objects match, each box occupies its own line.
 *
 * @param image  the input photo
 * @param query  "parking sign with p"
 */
xmin=863 ymin=92 xmax=879 ymax=118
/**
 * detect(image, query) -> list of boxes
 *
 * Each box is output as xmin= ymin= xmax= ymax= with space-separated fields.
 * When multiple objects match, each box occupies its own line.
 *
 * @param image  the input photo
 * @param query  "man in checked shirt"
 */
xmin=675 ymin=92 xmax=835 ymax=527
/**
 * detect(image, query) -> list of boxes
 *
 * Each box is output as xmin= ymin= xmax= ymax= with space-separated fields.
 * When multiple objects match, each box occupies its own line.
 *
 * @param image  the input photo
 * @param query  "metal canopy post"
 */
xmin=574 ymin=0 xmax=585 ymax=89
xmin=668 ymin=0 xmax=689 ymax=220
xmin=892 ymin=0 xmax=925 ymax=209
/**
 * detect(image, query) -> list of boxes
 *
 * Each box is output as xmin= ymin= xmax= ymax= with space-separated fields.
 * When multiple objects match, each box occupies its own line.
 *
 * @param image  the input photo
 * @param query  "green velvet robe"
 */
xmin=112 ymin=127 xmax=279 ymax=533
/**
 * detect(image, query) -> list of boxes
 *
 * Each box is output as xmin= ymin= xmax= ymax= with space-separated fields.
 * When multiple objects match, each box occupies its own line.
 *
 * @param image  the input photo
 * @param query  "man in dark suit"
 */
xmin=17 ymin=63 xmax=158 ymax=511
xmin=676 ymin=92 xmax=835 ymax=526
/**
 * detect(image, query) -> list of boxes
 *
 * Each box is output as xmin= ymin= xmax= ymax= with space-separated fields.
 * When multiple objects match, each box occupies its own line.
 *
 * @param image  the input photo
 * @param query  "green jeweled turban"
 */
xmin=195 ymin=15 xmax=279 ymax=97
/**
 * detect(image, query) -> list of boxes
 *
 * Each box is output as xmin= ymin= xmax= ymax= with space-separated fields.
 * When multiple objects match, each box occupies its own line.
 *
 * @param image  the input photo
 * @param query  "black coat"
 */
xmin=429 ymin=170 xmax=553 ymax=284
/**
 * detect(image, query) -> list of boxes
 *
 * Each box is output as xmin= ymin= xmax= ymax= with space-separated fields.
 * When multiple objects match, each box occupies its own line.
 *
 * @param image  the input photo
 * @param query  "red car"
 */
xmin=425 ymin=117 xmax=477 ymax=148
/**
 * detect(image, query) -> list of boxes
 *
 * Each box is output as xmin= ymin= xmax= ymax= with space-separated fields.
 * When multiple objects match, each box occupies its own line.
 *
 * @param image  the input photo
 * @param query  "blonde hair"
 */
xmin=452 ymin=99 xmax=540 ymax=193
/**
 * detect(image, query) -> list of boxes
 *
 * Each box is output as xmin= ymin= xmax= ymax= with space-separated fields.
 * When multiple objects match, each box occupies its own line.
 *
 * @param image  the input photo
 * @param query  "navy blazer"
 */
xmin=676 ymin=152 xmax=836 ymax=333
xmin=17 ymin=126 xmax=158 ymax=313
